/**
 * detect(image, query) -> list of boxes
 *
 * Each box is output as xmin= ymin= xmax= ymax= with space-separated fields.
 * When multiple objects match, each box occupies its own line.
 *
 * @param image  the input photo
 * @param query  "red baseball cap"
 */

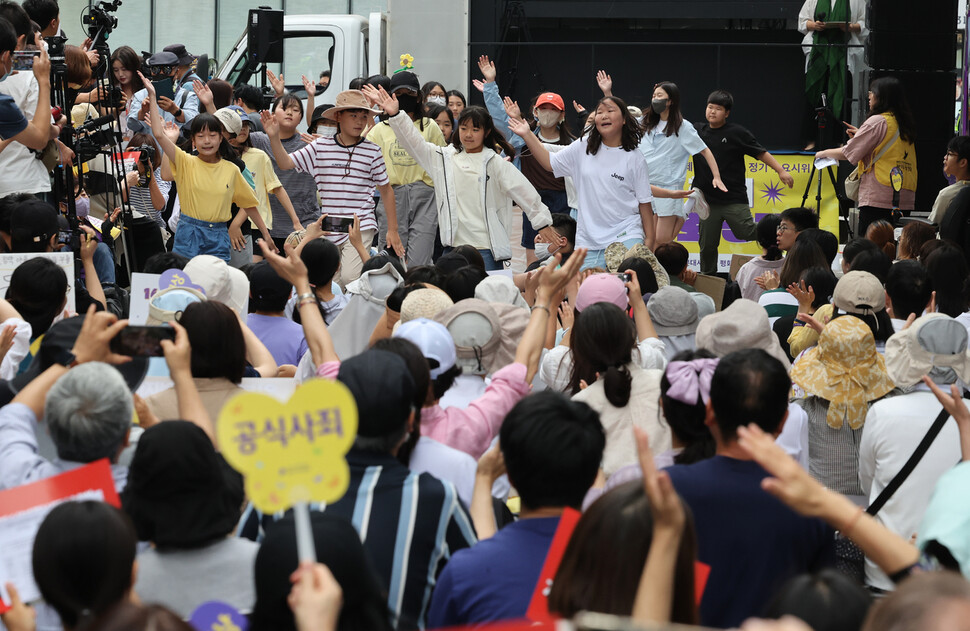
xmin=534 ymin=92 xmax=565 ymax=111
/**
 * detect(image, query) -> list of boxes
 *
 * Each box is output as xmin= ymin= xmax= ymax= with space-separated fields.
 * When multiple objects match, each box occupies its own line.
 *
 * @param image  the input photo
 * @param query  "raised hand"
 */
xmin=507 ymin=116 xmax=531 ymax=138
xmin=193 ymin=79 xmax=214 ymax=109
xmin=162 ymin=120 xmax=181 ymax=143
xmin=477 ymin=55 xmax=497 ymax=82
xmin=572 ymin=100 xmax=586 ymax=113
xmin=259 ymin=239 xmax=310 ymax=287
xmin=596 ymin=70 xmax=613 ymax=95
xmin=301 ymin=74 xmax=317 ymax=96
xmin=78 ymin=226 xmax=99 ymax=262
xmin=260 ymin=110 xmax=280 ymax=137
xmin=471 ymin=79 xmax=485 ymax=94
xmin=267 ymin=68 xmax=286 ymax=97
xmin=502 ymin=96 xmax=521 ymax=119
xmin=139 ymin=72 xmax=156 ymax=99
xmin=360 ymin=84 xmax=398 ymax=117
xmin=787 ymin=280 xmax=815 ymax=312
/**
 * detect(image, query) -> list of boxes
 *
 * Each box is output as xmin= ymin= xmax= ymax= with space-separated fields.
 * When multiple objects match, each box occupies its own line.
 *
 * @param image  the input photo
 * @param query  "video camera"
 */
xmin=83 ymin=1 xmax=122 ymax=38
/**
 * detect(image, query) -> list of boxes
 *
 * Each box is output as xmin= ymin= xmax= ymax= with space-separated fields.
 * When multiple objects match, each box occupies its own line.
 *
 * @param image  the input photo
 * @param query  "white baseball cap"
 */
xmin=393 ymin=318 xmax=457 ymax=379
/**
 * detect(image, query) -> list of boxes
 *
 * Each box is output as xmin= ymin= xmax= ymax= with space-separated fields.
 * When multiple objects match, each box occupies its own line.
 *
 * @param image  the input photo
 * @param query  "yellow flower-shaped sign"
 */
xmin=216 ymin=379 xmax=358 ymax=513
xmin=400 ymin=53 xmax=414 ymax=69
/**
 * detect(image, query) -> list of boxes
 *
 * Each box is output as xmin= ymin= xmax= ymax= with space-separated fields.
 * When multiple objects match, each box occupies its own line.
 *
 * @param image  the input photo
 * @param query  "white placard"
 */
xmin=128 ymin=273 xmax=162 ymax=325
xmin=0 ymin=252 xmax=75 ymax=313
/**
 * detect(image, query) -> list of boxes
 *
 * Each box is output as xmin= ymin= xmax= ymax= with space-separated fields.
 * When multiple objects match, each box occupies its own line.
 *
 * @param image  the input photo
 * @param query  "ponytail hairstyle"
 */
xmin=756 ymin=214 xmax=783 ymax=261
xmin=456 ymin=106 xmax=516 ymax=158
xmin=586 ymin=96 xmax=643 ymax=155
xmin=187 ymin=113 xmax=244 ymax=171
xmin=568 ymin=302 xmax=636 ymax=407
xmin=660 ymin=350 xmax=717 ymax=465
xmin=643 ymin=81 xmax=684 ymax=137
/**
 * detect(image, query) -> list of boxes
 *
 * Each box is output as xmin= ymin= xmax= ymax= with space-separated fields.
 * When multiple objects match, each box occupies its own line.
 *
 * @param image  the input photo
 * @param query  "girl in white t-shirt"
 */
xmin=640 ymin=81 xmax=727 ymax=245
xmin=510 ymin=96 xmax=686 ymax=269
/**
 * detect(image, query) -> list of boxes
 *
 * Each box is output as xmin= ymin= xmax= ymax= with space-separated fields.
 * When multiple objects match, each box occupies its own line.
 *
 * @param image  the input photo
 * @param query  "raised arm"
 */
xmin=362 ymin=85 xmax=442 ymax=173
xmin=631 ymin=426 xmax=685 ymax=624
xmin=259 ymin=239 xmax=339 ymax=366
xmin=161 ymin=321 xmax=215 ymax=444
xmin=193 ymin=80 xmax=217 ymax=115
xmin=78 ymin=226 xmax=107 ymax=310
xmin=516 ymin=248 xmax=587 ymax=381
xmin=477 ymin=56 xmax=524 ymax=152
xmin=596 ymin=70 xmax=613 ymax=97
xmin=138 ymin=72 xmax=180 ymax=164
xmin=260 ymin=110 xmax=297 ymax=170
xmin=625 ymin=270 xmax=659 ymax=341
xmin=737 ymin=423 xmax=920 ymax=576
xmin=508 ymin=115 xmax=552 ymax=171
xmin=302 ymin=75 xmax=317 ymax=128
xmin=10 ymin=43 xmax=52 ymax=150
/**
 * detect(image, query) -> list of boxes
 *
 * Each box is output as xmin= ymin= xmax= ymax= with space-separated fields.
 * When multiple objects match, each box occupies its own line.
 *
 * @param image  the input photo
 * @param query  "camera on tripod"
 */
xmin=83 ymin=1 xmax=122 ymax=36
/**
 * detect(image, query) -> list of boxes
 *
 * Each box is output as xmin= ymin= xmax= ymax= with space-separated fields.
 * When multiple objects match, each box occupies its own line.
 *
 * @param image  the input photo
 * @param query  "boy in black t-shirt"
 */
xmin=693 ymin=90 xmax=794 ymax=274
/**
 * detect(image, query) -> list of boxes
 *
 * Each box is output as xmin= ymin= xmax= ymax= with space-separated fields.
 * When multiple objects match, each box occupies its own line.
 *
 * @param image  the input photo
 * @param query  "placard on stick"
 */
xmin=216 ymin=379 xmax=358 ymax=561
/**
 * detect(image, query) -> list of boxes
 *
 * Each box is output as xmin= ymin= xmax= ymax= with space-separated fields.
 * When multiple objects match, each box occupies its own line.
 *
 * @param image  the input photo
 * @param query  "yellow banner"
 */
xmin=679 ymin=153 xmax=839 ymax=272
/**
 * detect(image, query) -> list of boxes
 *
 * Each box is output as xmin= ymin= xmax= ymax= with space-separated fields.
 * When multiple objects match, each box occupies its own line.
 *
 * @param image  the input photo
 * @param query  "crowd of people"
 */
xmin=2 ymin=1 xmax=970 ymax=631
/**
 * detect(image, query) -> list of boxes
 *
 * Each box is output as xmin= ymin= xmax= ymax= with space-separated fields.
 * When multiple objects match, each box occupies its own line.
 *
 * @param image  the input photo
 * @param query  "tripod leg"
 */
xmin=801 ymin=165 xmax=817 ymax=207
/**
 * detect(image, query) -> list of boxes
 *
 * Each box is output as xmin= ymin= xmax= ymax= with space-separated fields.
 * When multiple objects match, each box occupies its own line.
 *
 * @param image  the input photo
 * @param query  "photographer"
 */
xmin=123 ymin=133 xmax=169 ymax=230
xmin=127 ymin=48 xmax=198 ymax=137
xmin=0 ymin=4 xmax=53 ymax=198
xmin=0 ymin=16 xmax=52 ymax=152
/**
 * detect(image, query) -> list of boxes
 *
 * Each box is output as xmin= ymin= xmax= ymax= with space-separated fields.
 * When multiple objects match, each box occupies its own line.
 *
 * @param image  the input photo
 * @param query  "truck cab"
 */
xmin=217 ymin=14 xmax=386 ymax=113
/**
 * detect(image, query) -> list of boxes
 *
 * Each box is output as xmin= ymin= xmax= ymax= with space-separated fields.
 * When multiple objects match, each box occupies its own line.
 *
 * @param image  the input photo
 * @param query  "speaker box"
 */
xmin=867 ymin=0 xmax=958 ymax=34
xmin=865 ymin=69 xmax=956 ymax=212
xmin=865 ymin=31 xmax=956 ymax=72
xmin=248 ymin=8 xmax=284 ymax=65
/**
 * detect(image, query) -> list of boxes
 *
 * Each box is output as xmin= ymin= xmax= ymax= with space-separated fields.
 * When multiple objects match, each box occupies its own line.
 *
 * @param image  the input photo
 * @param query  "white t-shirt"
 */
xmin=451 ymin=150 xmax=490 ymax=249
xmin=550 ymin=138 xmax=653 ymax=250
xmin=0 ymin=72 xmax=51 ymax=196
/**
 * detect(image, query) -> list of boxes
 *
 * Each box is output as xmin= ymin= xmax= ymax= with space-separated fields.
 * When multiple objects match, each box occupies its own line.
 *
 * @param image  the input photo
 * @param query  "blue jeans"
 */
xmin=173 ymin=214 xmax=231 ymax=262
xmin=581 ymin=237 xmax=641 ymax=270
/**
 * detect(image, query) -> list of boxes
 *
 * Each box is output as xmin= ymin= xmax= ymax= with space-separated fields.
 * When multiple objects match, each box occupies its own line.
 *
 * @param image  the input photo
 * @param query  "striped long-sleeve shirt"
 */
xmin=238 ymin=447 xmax=477 ymax=630
xmin=289 ymin=136 xmax=389 ymax=245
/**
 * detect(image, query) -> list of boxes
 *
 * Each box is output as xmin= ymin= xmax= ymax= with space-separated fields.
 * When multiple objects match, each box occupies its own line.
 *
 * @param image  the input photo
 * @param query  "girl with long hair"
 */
xmin=815 ymin=76 xmax=918 ymax=235
xmin=510 ymin=96 xmax=687 ymax=268
xmin=364 ymin=85 xmax=560 ymax=270
xmin=640 ymin=81 xmax=727 ymax=244
xmin=141 ymin=72 xmax=274 ymax=261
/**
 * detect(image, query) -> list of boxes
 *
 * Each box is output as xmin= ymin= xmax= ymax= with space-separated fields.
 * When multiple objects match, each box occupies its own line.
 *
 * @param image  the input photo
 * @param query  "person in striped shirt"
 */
xmin=262 ymin=90 xmax=405 ymax=287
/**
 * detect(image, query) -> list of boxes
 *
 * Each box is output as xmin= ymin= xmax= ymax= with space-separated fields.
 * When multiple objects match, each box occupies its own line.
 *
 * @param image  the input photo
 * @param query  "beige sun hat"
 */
xmin=323 ymin=90 xmax=381 ymax=121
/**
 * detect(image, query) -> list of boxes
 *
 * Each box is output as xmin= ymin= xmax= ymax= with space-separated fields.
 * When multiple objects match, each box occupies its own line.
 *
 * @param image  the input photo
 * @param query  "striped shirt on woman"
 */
xmin=238 ymin=448 xmax=477 ymax=630
xmin=290 ymin=136 xmax=389 ymax=244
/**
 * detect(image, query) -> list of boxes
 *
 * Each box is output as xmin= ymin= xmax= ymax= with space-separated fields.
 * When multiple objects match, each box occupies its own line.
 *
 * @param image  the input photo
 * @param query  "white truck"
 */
xmin=216 ymin=0 xmax=468 ymax=115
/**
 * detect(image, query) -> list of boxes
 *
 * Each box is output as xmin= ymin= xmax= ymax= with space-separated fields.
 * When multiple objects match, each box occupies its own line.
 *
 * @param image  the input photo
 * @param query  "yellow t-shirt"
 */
xmin=170 ymin=147 xmax=260 ymax=223
xmin=366 ymin=118 xmax=445 ymax=187
xmin=241 ymin=147 xmax=283 ymax=230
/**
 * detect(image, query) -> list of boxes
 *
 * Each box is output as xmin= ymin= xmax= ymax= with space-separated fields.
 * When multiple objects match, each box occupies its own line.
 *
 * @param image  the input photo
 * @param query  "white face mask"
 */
xmin=318 ymin=126 xmax=338 ymax=138
xmin=534 ymin=109 xmax=561 ymax=129
xmin=534 ymin=241 xmax=561 ymax=260
xmin=427 ymin=95 xmax=446 ymax=107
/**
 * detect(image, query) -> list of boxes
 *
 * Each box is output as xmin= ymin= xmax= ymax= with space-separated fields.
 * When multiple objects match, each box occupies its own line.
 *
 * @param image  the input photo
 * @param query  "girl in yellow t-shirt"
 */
xmin=141 ymin=72 xmax=274 ymax=262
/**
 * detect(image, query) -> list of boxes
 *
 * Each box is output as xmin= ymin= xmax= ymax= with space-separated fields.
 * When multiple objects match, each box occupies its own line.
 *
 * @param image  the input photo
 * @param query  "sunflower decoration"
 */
xmin=395 ymin=53 xmax=414 ymax=74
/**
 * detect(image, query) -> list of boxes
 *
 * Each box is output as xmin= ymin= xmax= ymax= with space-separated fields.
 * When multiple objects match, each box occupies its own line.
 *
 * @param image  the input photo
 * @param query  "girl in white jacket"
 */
xmin=362 ymin=84 xmax=560 ymax=269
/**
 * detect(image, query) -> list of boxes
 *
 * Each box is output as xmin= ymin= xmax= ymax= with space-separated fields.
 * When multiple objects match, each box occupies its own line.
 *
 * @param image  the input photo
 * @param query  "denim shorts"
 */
xmin=173 ymin=214 xmax=231 ymax=262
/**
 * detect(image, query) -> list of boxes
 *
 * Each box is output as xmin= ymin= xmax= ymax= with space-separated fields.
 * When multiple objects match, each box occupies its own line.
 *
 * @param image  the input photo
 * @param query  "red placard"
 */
xmin=0 ymin=460 xmax=120 ymax=613
xmin=525 ymin=507 xmax=581 ymax=623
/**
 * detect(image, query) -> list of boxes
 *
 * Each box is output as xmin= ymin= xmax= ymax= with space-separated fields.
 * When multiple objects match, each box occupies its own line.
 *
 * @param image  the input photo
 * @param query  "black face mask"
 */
xmin=397 ymin=94 xmax=419 ymax=114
